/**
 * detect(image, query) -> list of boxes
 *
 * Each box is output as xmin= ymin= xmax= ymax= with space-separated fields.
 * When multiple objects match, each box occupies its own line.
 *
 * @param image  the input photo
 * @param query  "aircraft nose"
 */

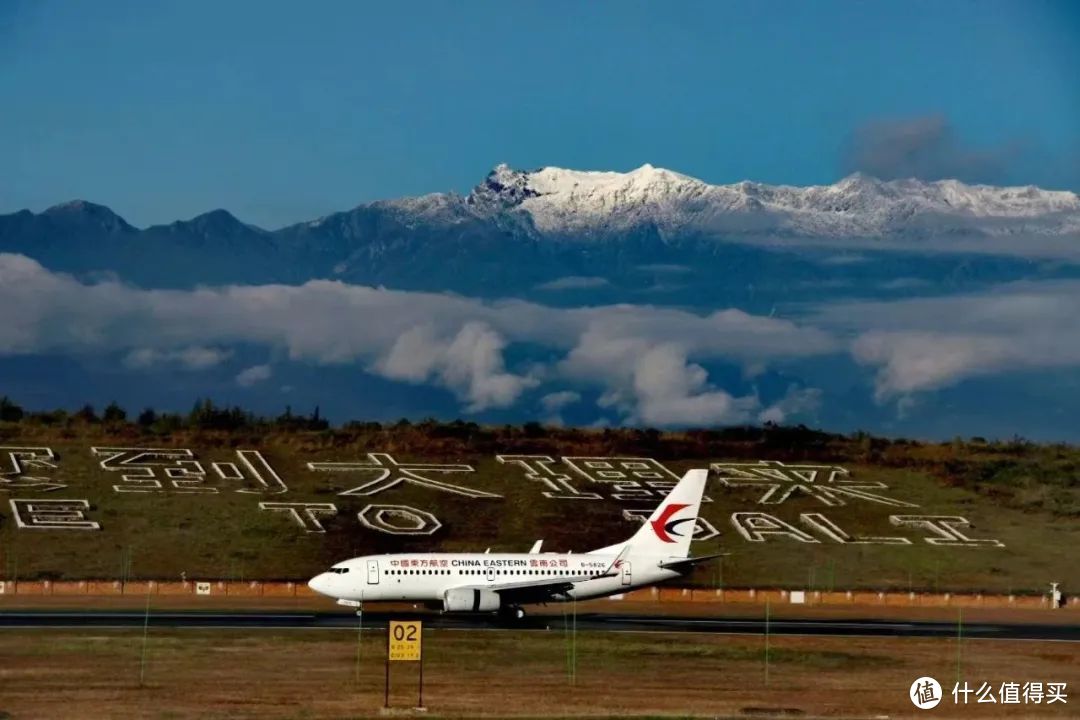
xmin=308 ymin=572 xmax=331 ymax=596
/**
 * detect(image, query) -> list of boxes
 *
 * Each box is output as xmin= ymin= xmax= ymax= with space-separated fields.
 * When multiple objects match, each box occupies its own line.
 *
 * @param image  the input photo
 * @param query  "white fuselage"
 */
xmin=308 ymin=551 xmax=681 ymax=605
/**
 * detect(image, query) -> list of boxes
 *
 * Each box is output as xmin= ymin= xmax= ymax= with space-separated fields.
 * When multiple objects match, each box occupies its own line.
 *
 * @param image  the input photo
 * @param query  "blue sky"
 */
xmin=2 ymin=0 xmax=1078 ymax=228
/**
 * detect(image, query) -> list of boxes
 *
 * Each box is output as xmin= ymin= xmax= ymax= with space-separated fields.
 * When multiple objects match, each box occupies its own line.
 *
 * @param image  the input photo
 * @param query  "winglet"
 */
xmin=528 ymin=539 xmax=543 ymax=554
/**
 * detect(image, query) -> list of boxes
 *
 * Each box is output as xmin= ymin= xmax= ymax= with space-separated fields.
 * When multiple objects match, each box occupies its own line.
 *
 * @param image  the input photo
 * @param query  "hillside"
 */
xmin=1 ymin=417 xmax=1076 ymax=593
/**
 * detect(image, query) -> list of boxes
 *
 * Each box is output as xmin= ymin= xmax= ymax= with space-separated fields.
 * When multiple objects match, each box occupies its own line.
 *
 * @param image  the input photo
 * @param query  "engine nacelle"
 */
xmin=443 ymin=587 xmax=501 ymax=613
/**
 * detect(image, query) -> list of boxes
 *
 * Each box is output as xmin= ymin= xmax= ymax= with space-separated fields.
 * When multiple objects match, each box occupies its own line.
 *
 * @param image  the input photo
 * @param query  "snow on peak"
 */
xmin=466 ymin=163 xmax=711 ymax=232
xmin=463 ymin=164 xmax=1080 ymax=238
xmin=467 ymin=164 xmax=541 ymax=212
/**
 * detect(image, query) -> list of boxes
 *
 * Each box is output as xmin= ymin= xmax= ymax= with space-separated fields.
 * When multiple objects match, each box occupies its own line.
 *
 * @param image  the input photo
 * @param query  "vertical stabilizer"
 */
xmin=625 ymin=468 xmax=709 ymax=558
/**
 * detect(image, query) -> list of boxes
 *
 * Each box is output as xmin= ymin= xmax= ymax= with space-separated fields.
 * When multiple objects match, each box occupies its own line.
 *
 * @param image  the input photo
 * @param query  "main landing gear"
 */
xmin=498 ymin=605 xmax=526 ymax=621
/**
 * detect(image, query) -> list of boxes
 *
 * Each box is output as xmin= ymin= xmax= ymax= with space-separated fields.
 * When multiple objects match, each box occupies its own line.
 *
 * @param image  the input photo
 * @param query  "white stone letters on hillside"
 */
xmin=10 ymin=498 xmax=100 ymax=530
xmin=0 ymin=447 xmax=64 ymax=492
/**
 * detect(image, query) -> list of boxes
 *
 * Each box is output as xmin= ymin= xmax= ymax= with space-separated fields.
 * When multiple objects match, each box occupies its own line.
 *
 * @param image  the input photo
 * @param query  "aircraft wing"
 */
xmin=453 ymin=573 xmax=594 ymax=603
xmin=454 ymin=547 xmax=633 ymax=602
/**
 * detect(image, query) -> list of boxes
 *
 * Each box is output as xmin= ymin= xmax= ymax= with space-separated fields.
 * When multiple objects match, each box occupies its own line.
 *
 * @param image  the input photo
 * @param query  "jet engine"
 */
xmin=443 ymin=587 xmax=500 ymax=613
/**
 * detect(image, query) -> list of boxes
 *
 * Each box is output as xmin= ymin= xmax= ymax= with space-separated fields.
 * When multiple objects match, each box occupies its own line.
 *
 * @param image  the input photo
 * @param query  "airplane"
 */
xmin=307 ymin=468 xmax=719 ymax=620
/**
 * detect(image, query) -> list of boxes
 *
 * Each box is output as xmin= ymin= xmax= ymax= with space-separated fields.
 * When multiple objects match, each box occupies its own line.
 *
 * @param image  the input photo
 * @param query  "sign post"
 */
xmin=386 ymin=620 xmax=423 ymax=709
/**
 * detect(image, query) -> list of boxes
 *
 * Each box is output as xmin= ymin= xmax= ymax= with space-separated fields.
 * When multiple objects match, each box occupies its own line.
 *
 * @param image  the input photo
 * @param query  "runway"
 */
xmin=1 ymin=610 xmax=1077 ymax=640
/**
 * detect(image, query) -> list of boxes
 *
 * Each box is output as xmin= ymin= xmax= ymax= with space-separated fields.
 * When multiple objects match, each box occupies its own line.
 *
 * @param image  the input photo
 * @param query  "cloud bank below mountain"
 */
xmin=0 ymin=253 xmax=833 ymax=425
xmin=3 ymin=253 xmax=1080 ymax=429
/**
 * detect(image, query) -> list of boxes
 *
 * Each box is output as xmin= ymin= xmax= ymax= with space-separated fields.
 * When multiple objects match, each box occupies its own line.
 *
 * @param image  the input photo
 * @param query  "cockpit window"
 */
xmin=329 ymin=567 xmax=349 ymax=574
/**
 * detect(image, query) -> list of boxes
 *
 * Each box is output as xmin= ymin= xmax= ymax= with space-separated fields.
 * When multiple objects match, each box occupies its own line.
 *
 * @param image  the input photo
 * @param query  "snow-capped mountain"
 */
xmin=1 ymin=164 xmax=1077 ymax=295
xmin=3 ymin=165 xmax=1080 ymax=440
xmin=457 ymin=163 xmax=1080 ymax=238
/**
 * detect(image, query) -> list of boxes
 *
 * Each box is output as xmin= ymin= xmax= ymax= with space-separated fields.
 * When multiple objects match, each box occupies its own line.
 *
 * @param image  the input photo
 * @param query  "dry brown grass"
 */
xmin=2 ymin=594 xmax=1078 ymax=626
xmin=0 ymin=628 xmax=1076 ymax=719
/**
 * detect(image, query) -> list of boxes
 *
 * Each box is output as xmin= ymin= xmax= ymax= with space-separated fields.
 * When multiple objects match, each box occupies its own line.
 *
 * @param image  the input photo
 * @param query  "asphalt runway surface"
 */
xmin=1 ymin=610 xmax=1078 ymax=640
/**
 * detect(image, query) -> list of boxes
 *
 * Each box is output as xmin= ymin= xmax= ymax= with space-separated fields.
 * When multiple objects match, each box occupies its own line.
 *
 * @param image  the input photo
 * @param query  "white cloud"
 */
xmin=376 ymin=322 xmax=538 ymax=411
xmin=177 ymin=346 xmax=233 ymax=370
xmin=757 ymin=386 xmax=823 ymax=424
xmin=0 ymin=253 xmax=837 ymax=424
xmin=123 ymin=346 xmax=232 ymax=371
xmin=878 ymin=277 xmax=929 ymax=290
xmin=236 ymin=364 xmax=272 ymax=387
xmin=123 ymin=349 xmax=163 ymax=369
xmin=440 ymin=322 xmax=539 ymax=411
xmin=539 ymin=390 xmax=581 ymax=426
xmin=376 ymin=325 xmax=445 ymax=382
xmin=852 ymin=332 xmax=1007 ymax=400
xmin=540 ymin=391 xmax=580 ymax=413
xmin=534 ymin=276 xmax=610 ymax=291
xmin=629 ymin=344 xmax=758 ymax=426
xmin=733 ymin=233 xmax=1080 ymax=263
xmin=819 ymin=254 xmax=868 ymax=266
xmin=558 ymin=334 xmax=763 ymax=426
xmin=816 ymin=280 xmax=1080 ymax=400
xmin=636 ymin=264 xmax=692 ymax=274
xmin=16 ymin=252 xmax=1080 ymax=423
xmin=556 ymin=308 xmax=833 ymax=415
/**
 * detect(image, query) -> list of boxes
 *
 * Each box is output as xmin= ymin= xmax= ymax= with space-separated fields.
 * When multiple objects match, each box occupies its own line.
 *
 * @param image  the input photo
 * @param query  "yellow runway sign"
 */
xmin=388 ymin=620 xmax=422 ymax=662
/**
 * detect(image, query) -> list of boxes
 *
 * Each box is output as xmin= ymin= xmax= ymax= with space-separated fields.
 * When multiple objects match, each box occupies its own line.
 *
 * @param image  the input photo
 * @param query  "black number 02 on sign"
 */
xmin=388 ymin=620 xmax=422 ymax=662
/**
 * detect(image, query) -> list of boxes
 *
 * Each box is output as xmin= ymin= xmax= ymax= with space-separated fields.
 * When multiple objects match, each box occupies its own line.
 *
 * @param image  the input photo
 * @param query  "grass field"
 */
xmin=0 ymin=627 xmax=1076 ymax=718
xmin=0 ymin=422 xmax=1077 ymax=593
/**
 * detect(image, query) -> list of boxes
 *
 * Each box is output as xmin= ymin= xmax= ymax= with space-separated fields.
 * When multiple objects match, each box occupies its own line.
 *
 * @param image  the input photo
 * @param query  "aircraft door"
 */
xmin=620 ymin=560 xmax=632 ymax=586
xmin=367 ymin=559 xmax=379 ymax=585
xmin=486 ymin=567 xmax=495 ymax=583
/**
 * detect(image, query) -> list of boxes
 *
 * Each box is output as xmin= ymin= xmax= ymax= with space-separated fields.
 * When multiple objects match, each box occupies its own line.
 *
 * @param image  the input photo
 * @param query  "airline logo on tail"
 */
xmin=650 ymin=503 xmax=693 ymax=543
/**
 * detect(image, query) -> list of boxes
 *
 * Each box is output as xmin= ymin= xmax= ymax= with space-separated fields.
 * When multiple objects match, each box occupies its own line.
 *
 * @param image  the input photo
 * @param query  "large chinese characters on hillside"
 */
xmin=0 ymin=448 xmax=1003 ymax=547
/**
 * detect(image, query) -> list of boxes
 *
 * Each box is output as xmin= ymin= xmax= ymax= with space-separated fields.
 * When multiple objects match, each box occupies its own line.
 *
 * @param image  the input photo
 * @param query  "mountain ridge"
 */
xmin=3 ymin=167 xmax=1080 ymax=441
xmin=2 ymin=164 xmax=1077 ymax=294
xmin=9 ymin=164 xmax=1080 ymax=236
